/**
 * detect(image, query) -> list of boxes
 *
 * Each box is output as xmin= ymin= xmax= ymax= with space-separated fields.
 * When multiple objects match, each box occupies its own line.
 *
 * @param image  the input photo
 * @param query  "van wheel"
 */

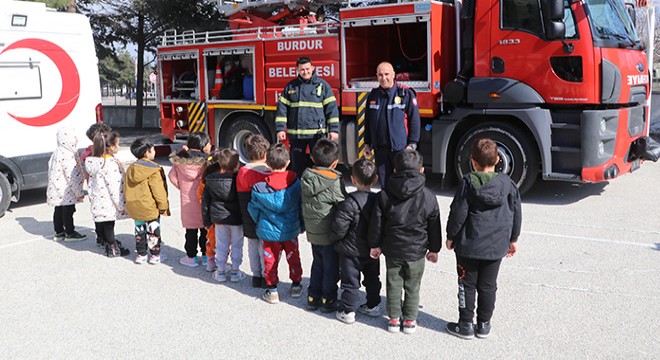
xmin=218 ymin=116 xmax=270 ymax=164
xmin=454 ymin=122 xmax=539 ymax=194
xmin=0 ymin=172 xmax=11 ymax=218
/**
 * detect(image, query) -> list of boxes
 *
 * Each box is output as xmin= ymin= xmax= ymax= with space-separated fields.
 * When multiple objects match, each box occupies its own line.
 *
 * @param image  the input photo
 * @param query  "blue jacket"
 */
xmin=248 ymin=171 xmax=303 ymax=242
xmin=365 ymin=82 xmax=420 ymax=151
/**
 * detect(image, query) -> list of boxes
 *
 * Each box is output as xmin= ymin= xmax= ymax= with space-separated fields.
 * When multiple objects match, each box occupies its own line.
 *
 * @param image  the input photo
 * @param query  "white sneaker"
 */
xmin=148 ymin=254 xmax=165 ymax=265
xmin=135 ymin=254 xmax=148 ymax=264
xmin=358 ymin=304 xmax=381 ymax=317
xmin=206 ymin=257 xmax=217 ymax=272
xmin=336 ymin=310 xmax=356 ymax=324
xmin=230 ymin=270 xmax=246 ymax=282
xmin=213 ymin=269 xmax=228 ymax=282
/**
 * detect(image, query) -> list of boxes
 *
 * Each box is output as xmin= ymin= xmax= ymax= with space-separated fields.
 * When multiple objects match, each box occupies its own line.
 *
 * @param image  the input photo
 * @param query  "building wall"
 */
xmin=102 ymin=106 xmax=160 ymax=128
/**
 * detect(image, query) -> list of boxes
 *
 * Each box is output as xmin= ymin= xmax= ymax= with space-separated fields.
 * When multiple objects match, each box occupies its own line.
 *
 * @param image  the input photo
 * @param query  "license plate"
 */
xmin=631 ymin=159 xmax=640 ymax=172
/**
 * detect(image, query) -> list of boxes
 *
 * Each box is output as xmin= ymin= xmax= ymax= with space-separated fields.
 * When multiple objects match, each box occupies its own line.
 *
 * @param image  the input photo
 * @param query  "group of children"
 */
xmin=47 ymin=125 xmax=521 ymax=339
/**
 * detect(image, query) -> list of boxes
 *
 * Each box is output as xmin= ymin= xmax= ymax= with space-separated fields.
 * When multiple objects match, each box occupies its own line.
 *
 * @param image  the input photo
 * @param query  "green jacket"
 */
xmin=301 ymin=166 xmax=346 ymax=245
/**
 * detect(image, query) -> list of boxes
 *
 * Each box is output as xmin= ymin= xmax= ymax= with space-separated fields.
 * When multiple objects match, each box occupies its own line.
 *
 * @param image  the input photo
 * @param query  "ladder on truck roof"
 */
xmin=216 ymin=0 xmax=357 ymax=16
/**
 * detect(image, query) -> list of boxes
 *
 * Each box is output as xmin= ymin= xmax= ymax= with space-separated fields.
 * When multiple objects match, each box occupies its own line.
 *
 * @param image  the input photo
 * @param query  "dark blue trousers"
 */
xmin=308 ymin=244 xmax=340 ymax=301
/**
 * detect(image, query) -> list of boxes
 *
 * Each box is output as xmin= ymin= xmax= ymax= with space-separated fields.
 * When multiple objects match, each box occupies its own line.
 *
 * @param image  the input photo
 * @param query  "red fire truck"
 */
xmin=156 ymin=0 xmax=654 ymax=193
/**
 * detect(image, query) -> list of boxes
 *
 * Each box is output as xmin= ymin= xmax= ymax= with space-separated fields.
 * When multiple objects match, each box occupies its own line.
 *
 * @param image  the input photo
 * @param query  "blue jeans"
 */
xmin=307 ymin=244 xmax=340 ymax=301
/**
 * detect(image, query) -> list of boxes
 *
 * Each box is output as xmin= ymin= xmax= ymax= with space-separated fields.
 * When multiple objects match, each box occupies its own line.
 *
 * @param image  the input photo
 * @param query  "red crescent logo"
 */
xmin=1 ymin=38 xmax=80 ymax=127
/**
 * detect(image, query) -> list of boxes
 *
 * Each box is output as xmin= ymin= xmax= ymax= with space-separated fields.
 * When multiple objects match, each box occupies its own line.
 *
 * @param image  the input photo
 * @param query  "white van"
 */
xmin=0 ymin=0 xmax=102 ymax=217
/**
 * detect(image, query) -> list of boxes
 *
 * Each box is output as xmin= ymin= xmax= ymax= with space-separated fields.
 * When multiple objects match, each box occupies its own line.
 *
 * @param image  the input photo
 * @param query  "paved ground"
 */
xmin=1 ymin=148 xmax=659 ymax=359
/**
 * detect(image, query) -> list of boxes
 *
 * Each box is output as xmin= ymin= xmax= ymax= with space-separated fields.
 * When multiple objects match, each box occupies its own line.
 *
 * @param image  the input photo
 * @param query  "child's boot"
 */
xmin=106 ymin=243 xmax=130 ymax=257
xmin=475 ymin=321 xmax=491 ymax=338
xmin=446 ymin=321 xmax=475 ymax=340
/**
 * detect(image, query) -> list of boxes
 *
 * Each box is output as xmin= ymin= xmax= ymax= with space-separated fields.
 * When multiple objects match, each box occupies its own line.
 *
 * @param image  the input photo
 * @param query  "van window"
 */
xmin=0 ymin=64 xmax=42 ymax=100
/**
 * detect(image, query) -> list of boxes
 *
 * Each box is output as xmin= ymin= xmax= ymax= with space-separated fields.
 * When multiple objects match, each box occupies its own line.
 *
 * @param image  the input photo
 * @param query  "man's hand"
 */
xmin=426 ymin=252 xmax=438 ymax=263
xmin=328 ymin=132 xmax=339 ymax=142
xmin=446 ymin=239 xmax=454 ymax=250
xmin=277 ymin=131 xmax=287 ymax=142
xmin=363 ymin=144 xmax=373 ymax=158
xmin=370 ymin=247 xmax=382 ymax=259
xmin=506 ymin=242 xmax=517 ymax=258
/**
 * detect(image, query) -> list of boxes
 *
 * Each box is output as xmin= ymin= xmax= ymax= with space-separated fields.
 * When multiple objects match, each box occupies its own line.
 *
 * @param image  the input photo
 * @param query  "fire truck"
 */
xmin=156 ymin=0 xmax=655 ymax=193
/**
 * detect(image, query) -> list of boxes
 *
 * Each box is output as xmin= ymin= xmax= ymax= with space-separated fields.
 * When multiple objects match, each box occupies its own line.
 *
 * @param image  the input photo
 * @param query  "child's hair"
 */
xmin=471 ymin=138 xmax=499 ymax=168
xmin=202 ymin=150 xmax=221 ymax=179
xmin=244 ymin=134 xmax=270 ymax=161
xmin=218 ymin=148 xmax=240 ymax=172
xmin=86 ymin=123 xmax=112 ymax=141
xmin=352 ymin=158 xmax=377 ymax=186
xmin=176 ymin=132 xmax=211 ymax=157
xmin=393 ymin=149 xmax=423 ymax=172
xmin=92 ymin=130 xmax=120 ymax=157
xmin=311 ymin=138 xmax=340 ymax=167
xmin=130 ymin=137 xmax=155 ymax=159
xmin=266 ymin=143 xmax=290 ymax=170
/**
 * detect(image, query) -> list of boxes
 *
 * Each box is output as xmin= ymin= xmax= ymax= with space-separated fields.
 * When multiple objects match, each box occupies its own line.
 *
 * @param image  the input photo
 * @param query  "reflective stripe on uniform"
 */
xmin=369 ymin=104 xmax=379 ymax=109
xmin=322 ymin=96 xmax=337 ymax=105
xmin=327 ymin=117 xmax=339 ymax=124
xmin=279 ymin=96 xmax=291 ymax=106
xmin=275 ymin=116 xmax=287 ymax=123
xmin=288 ymin=101 xmax=324 ymax=108
xmin=387 ymin=104 xmax=406 ymax=109
xmin=287 ymin=128 xmax=328 ymax=135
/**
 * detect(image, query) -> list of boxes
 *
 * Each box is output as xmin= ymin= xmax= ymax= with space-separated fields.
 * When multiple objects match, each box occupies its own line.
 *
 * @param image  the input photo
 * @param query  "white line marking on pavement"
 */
xmin=524 ymin=231 xmax=656 ymax=248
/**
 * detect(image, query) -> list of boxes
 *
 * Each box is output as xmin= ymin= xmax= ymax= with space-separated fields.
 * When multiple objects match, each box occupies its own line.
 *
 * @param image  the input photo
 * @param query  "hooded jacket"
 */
xmin=47 ymin=128 xmax=84 ymax=207
xmin=446 ymin=172 xmax=522 ymax=260
xmin=368 ymin=170 xmax=442 ymax=261
xmin=330 ymin=190 xmax=376 ymax=258
xmin=301 ymin=166 xmax=346 ymax=246
xmin=248 ymin=171 xmax=303 ymax=242
xmin=124 ymin=160 xmax=170 ymax=221
xmin=202 ymin=171 xmax=242 ymax=227
xmin=85 ymin=156 xmax=127 ymax=222
xmin=168 ymin=150 xmax=207 ymax=229
xmin=236 ymin=163 xmax=271 ymax=239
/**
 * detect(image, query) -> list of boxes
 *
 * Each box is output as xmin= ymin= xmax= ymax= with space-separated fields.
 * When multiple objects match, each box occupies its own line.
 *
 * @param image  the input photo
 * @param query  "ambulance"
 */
xmin=0 ymin=0 xmax=102 ymax=217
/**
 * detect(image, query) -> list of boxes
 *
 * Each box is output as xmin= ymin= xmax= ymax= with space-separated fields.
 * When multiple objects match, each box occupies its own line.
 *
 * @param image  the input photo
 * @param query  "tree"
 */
xmin=78 ymin=0 xmax=225 ymax=128
xmin=98 ymin=50 xmax=135 ymax=93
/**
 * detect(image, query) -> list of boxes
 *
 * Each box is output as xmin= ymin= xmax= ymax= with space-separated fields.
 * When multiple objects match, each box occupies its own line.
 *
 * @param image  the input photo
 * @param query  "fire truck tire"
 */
xmin=454 ymin=122 xmax=539 ymax=194
xmin=0 ymin=172 xmax=11 ymax=218
xmin=219 ymin=116 xmax=270 ymax=163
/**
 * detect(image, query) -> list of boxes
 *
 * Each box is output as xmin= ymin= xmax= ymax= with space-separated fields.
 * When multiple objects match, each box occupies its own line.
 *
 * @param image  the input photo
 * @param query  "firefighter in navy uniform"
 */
xmin=275 ymin=56 xmax=340 ymax=177
xmin=364 ymin=61 xmax=421 ymax=188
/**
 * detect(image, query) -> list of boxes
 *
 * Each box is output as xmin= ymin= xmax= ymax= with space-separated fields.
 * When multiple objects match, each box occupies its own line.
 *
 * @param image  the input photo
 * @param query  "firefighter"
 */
xmin=275 ymin=56 xmax=340 ymax=177
xmin=364 ymin=61 xmax=421 ymax=188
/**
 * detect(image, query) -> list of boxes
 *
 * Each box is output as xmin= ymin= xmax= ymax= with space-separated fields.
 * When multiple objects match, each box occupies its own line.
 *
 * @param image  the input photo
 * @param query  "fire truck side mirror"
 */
xmin=543 ymin=0 xmax=566 ymax=41
xmin=624 ymin=3 xmax=636 ymax=25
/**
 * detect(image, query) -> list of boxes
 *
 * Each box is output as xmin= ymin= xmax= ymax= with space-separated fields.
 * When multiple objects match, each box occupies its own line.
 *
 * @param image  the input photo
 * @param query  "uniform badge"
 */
xmin=412 ymin=98 xmax=418 ymax=106
xmin=394 ymin=96 xmax=401 ymax=104
xmin=288 ymin=89 xmax=297 ymax=95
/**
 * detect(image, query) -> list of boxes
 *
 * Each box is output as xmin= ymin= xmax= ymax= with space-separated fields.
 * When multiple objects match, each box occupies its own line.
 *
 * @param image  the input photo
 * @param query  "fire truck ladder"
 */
xmin=216 ymin=0 xmax=354 ymax=17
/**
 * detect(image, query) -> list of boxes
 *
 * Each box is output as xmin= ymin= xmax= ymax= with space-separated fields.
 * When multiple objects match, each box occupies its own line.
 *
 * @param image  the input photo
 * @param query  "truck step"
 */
xmin=551 ymin=146 xmax=581 ymax=153
xmin=550 ymin=123 xmax=579 ymax=130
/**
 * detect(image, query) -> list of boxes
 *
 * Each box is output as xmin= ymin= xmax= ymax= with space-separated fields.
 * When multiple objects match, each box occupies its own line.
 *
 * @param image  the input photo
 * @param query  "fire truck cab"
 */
xmin=157 ymin=0 xmax=653 ymax=193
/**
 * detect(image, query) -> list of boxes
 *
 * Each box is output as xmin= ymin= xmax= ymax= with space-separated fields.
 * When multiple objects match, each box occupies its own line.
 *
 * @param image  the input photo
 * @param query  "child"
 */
xmin=47 ymin=127 xmax=86 ymax=241
xmin=124 ymin=137 xmax=170 ymax=265
xmin=301 ymin=138 xmax=346 ymax=312
xmin=85 ymin=130 xmax=130 ymax=257
xmin=330 ymin=158 xmax=382 ymax=324
xmin=197 ymin=175 xmax=218 ymax=272
xmin=369 ymin=149 xmax=441 ymax=334
xmin=168 ymin=132 xmax=212 ymax=267
xmin=236 ymin=134 xmax=271 ymax=288
xmin=248 ymin=143 xmax=303 ymax=304
xmin=202 ymin=148 xmax=245 ymax=282
xmin=81 ymin=123 xmax=112 ymax=164
xmin=445 ymin=138 xmax=521 ymax=340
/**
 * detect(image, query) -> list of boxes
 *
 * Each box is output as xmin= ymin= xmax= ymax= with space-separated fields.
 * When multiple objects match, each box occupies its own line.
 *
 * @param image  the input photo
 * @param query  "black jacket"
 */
xmin=275 ymin=73 xmax=339 ymax=139
xmin=329 ymin=190 xmax=376 ymax=258
xmin=202 ymin=172 xmax=242 ymax=227
xmin=368 ymin=171 xmax=442 ymax=261
xmin=446 ymin=173 xmax=521 ymax=260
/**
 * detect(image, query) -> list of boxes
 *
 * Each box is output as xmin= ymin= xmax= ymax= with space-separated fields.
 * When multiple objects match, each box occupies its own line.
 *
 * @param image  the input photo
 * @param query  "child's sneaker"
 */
xmin=290 ymin=283 xmax=303 ymax=298
xmin=64 ymin=231 xmax=87 ymax=242
xmin=262 ymin=288 xmax=279 ymax=304
xmin=206 ymin=257 xmax=217 ymax=272
xmin=475 ymin=321 xmax=491 ymax=339
xmin=148 ymin=254 xmax=163 ymax=265
xmin=387 ymin=318 xmax=401 ymax=333
xmin=402 ymin=320 xmax=417 ymax=334
xmin=306 ymin=296 xmax=319 ymax=311
xmin=53 ymin=232 xmax=65 ymax=241
xmin=202 ymin=255 xmax=209 ymax=267
xmin=336 ymin=310 xmax=356 ymax=324
xmin=230 ymin=270 xmax=246 ymax=282
xmin=179 ymin=256 xmax=199 ymax=268
xmin=213 ymin=269 xmax=228 ymax=282
xmin=446 ymin=321 xmax=475 ymax=340
xmin=320 ymin=298 xmax=338 ymax=313
xmin=357 ymin=304 xmax=381 ymax=317
xmin=135 ymin=254 xmax=148 ymax=264
xmin=96 ymin=237 xmax=104 ymax=247
xmin=105 ymin=244 xmax=130 ymax=257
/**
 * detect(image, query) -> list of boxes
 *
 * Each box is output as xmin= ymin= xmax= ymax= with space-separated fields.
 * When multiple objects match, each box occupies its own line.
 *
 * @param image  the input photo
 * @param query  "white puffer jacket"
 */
xmin=85 ymin=155 xmax=127 ymax=222
xmin=47 ymin=128 xmax=84 ymax=207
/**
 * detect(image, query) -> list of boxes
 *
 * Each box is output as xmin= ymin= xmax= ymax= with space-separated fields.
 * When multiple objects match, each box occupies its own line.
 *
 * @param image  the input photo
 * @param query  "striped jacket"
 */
xmin=275 ymin=74 xmax=339 ymax=139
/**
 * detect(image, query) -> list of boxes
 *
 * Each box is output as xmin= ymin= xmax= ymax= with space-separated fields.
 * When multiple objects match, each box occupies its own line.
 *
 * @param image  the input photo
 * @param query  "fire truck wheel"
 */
xmin=0 ymin=172 xmax=11 ymax=218
xmin=455 ymin=123 xmax=539 ymax=194
xmin=219 ymin=116 xmax=270 ymax=164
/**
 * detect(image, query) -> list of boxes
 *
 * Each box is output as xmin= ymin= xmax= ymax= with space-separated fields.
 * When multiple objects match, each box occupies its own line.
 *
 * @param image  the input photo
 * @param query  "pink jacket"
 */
xmin=168 ymin=151 xmax=207 ymax=229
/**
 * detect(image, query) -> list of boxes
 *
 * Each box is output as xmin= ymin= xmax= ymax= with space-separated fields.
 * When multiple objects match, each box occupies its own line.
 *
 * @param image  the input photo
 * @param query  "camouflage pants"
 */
xmin=134 ymin=218 xmax=161 ymax=256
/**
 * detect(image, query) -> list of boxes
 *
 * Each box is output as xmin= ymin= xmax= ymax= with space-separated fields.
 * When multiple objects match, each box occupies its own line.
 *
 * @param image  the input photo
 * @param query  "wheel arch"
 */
xmin=0 ymin=155 xmax=23 ymax=202
xmin=214 ymin=109 xmax=274 ymax=146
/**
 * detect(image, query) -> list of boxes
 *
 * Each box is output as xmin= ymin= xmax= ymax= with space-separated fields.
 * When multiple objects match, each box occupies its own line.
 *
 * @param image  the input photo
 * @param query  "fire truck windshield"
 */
xmin=585 ymin=0 xmax=639 ymax=47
